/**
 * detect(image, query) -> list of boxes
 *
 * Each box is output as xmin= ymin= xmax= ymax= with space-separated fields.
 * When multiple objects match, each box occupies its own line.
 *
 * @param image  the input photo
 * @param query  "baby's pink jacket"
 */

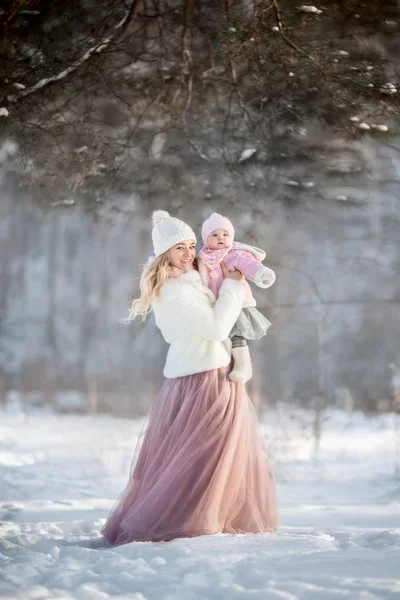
xmin=197 ymin=242 xmax=276 ymax=308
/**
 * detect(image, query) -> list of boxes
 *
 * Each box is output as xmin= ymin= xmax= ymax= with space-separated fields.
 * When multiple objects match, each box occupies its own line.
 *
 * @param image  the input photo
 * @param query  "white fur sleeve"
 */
xmin=159 ymin=279 xmax=245 ymax=342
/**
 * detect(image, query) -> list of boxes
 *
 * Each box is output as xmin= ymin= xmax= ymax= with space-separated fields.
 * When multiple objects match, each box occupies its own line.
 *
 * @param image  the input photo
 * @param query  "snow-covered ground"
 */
xmin=1 ymin=403 xmax=399 ymax=600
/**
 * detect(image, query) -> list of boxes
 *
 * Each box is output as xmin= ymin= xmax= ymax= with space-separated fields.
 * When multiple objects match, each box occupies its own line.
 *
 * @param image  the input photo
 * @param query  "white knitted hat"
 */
xmin=151 ymin=210 xmax=197 ymax=257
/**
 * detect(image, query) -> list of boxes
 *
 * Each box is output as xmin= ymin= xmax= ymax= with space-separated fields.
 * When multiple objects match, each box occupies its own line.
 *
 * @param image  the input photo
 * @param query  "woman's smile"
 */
xmin=179 ymin=258 xmax=193 ymax=269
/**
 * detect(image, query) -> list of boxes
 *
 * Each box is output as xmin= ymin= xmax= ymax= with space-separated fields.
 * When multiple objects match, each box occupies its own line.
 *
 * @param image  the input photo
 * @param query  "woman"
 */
xmin=102 ymin=210 xmax=278 ymax=545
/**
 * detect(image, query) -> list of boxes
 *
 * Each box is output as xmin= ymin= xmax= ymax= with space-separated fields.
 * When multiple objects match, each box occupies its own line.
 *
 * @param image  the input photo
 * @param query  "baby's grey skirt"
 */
xmin=230 ymin=307 xmax=271 ymax=340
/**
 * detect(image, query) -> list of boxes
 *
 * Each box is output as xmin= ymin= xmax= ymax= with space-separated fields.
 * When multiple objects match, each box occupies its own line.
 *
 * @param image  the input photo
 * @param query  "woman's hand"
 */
xmin=221 ymin=263 xmax=245 ymax=282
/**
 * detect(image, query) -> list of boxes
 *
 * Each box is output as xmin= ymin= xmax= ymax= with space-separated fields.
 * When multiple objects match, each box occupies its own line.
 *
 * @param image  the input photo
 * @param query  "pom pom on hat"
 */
xmin=152 ymin=210 xmax=170 ymax=226
xmin=151 ymin=210 xmax=197 ymax=257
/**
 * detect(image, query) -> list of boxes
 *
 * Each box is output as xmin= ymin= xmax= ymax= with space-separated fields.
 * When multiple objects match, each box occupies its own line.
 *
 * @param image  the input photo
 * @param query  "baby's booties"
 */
xmin=229 ymin=346 xmax=253 ymax=383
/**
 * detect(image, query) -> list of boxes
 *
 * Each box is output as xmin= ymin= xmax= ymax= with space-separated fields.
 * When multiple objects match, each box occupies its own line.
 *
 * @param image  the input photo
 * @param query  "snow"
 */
xmin=298 ymin=6 xmax=322 ymax=15
xmin=51 ymin=199 xmax=76 ymax=208
xmin=150 ymin=133 xmax=167 ymax=161
xmin=0 ymin=107 xmax=9 ymax=117
xmin=380 ymin=84 xmax=398 ymax=96
xmin=238 ymin=149 xmax=257 ymax=163
xmin=0 ymin=140 xmax=18 ymax=163
xmin=0 ymin=406 xmax=399 ymax=599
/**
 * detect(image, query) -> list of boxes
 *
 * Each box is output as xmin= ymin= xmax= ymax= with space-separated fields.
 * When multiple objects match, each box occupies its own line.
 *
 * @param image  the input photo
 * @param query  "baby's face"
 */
xmin=207 ymin=229 xmax=232 ymax=250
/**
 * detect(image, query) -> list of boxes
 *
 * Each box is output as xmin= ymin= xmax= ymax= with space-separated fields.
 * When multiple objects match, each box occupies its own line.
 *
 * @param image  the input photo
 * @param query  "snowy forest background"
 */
xmin=1 ymin=0 xmax=400 ymax=416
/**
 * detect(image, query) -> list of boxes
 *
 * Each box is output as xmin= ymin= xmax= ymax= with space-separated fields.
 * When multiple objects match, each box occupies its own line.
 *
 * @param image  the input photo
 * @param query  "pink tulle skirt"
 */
xmin=102 ymin=367 xmax=279 ymax=545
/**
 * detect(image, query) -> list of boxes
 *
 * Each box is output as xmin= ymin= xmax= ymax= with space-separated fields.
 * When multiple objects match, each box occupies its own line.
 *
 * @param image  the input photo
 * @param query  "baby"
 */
xmin=197 ymin=213 xmax=276 ymax=382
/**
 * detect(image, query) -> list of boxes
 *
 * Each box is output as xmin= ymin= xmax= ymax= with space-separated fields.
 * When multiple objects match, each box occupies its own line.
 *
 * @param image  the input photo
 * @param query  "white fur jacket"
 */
xmin=152 ymin=269 xmax=245 ymax=379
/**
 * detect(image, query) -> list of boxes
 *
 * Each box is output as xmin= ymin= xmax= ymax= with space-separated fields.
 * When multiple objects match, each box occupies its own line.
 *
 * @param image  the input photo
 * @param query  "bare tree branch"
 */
xmin=8 ymin=0 xmax=144 ymax=103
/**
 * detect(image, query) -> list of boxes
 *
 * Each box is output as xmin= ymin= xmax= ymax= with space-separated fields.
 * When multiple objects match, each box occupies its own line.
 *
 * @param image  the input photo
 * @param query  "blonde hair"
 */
xmin=125 ymin=251 xmax=174 ymax=322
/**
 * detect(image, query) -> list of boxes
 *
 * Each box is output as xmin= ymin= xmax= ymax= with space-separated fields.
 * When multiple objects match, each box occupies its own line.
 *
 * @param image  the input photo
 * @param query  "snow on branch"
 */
xmin=298 ymin=6 xmax=322 ymax=15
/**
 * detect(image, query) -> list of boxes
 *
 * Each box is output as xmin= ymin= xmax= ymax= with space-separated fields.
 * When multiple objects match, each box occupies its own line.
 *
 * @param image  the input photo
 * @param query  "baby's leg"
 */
xmin=231 ymin=335 xmax=247 ymax=348
xmin=229 ymin=336 xmax=253 ymax=382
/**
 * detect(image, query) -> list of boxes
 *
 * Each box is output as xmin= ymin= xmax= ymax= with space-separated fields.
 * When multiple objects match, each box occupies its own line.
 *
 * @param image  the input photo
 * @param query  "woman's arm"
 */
xmin=157 ymin=277 xmax=245 ymax=342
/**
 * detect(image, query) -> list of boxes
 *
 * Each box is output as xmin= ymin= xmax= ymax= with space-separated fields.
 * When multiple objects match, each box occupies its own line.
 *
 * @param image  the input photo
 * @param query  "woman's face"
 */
xmin=169 ymin=239 xmax=196 ymax=271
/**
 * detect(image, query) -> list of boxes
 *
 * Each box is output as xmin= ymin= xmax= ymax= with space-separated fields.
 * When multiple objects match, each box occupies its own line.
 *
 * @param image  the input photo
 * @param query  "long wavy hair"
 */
xmin=125 ymin=250 xmax=174 ymax=322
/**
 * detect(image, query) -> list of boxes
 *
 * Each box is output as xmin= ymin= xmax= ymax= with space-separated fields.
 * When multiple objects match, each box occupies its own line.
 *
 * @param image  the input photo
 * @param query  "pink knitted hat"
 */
xmin=202 ymin=213 xmax=235 ymax=246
